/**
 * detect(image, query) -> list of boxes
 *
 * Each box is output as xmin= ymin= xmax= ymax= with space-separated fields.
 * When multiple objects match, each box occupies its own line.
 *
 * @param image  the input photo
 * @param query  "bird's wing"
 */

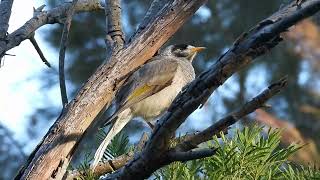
xmin=118 ymin=57 xmax=178 ymax=110
xmin=103 ymin=58 xmax=178 ymax=126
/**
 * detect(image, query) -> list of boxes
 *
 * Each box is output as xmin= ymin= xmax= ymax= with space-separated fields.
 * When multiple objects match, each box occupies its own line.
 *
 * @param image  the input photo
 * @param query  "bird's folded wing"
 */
xmin=119 ymin=58 xmax=179 ymax=110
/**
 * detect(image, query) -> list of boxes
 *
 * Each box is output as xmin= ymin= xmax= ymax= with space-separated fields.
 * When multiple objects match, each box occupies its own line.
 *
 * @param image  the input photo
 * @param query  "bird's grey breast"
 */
xmin=131 ymin=59 xmax=195 ymax=121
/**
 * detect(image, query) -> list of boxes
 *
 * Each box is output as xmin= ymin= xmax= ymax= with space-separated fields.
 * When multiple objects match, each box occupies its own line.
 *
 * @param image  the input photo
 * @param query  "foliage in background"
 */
xmin=154 ymin=126 xmax=320 ymax=180
xmin=74 ymin=126 xmax=320 ymax=179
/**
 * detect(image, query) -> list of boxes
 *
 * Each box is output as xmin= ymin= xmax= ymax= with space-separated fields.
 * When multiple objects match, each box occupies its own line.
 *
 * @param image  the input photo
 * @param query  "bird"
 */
xmin=90 ymin=44 xmax=205 ymax=169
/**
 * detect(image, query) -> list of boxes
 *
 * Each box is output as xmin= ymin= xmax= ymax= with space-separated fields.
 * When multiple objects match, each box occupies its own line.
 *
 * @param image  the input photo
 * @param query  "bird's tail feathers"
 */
xmin=90 ymin=108 xmax=133 ymax=170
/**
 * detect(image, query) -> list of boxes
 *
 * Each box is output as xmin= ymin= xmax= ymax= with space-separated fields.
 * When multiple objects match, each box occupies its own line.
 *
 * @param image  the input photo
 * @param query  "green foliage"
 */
xmin=73 ymin=153 xmax=98 ymax=180
xmin=154 ymin=126 xmax=320 ymax=180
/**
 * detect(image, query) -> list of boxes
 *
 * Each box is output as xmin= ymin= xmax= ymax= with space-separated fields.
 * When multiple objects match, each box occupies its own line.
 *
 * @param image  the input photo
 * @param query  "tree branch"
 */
xmin=0 ymin=0 xmax=14 ymax=61
xmin=59 ymin=0 xmax=78 ymax=109
xmin=17 ymin=1 xmax=207 ymax=179
xmin=0 ymin=0 xmax=14 ymax=39
xmin=173 ymin=77 xmax=288 ymax=152
xmin=105 ymin=0 xmax=125 ymax=53
xmin=64 ymin=152 xmax=134 ymax=180
xmin=29 ymin=35 xmax=51 ymax=67
xmin=104 ymin=1 xmax=320 ymax=179
xmin=131 ymin=0 xmax=170 ymax=40
xmin=168 ymin=148 xmax=216 ymax=162
xmin=0 ymin=0 xmax=103 ymax=59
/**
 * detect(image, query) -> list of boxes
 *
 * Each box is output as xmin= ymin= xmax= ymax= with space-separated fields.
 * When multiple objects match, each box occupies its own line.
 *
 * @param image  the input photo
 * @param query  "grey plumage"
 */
xmin=91 ymin=44 xmax=204 ymax=169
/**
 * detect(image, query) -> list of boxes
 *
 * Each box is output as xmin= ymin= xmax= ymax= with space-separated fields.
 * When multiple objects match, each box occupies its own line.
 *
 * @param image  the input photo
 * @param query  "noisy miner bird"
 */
xmin=91 ymin=44 xmax=205 ymax=169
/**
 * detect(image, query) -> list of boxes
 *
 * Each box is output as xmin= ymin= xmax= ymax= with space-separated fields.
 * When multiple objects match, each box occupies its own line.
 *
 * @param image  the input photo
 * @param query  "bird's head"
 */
xmin=160 ymin=44 xmax=206 ymax=61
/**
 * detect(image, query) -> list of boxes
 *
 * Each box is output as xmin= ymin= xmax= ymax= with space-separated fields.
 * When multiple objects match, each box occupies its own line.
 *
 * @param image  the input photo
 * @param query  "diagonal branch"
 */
xmin=105 ymin=0 xmax=125 ymax=53
xmin=104 ymin=1 xmax=320 ymax=179
xmin=59 ymin=0 xmax=78 ymax=108
xmin=0 ymin=0 xmax=103 ymax=59
xmin=173 ymin=77 xmax=288 ymax=152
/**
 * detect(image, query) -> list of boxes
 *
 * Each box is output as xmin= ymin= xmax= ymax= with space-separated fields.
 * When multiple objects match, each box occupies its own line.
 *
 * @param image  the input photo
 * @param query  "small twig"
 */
xmin=105 ymin=0 xmax=125 ymax=54
xmin=174 ymin=77 xmax=288 ymax=152
xmin=59 ymin=0 xmax=78 ymax=108
xmin=168 ymin=148 xmax=216 ymax=162
xmin=29 ymin=35 xmax=51 ymax=67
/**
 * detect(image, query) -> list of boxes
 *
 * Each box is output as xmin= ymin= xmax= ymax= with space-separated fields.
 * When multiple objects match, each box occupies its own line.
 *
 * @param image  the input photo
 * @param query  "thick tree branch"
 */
xmin=131 ymin=0 xmax=170 ymax=40
xmin=105 ymin=0 xmax=125 ymax=53
xmin=59 ymin=0 xmax=78 ymax=108
xmin=104 ymin=1 xmax=320 ymax=179
xmin=17 ymin=1 xmax=207 ymax=179
xmin=0 ymin=0 xmax=103 ymax=59
xmin=174 ymin=77 xmax=288 ymax=152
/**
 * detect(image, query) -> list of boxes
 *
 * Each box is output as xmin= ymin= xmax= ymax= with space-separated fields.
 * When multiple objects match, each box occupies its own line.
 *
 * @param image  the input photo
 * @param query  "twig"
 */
xmin=105 ymin=0 xmax=125 ymax=54
xmin=59 ymin=0 xmax=78 ymax=108
xmin=29 ymin=35 xmax=51 ymax=67
xmin=173 ymin=77 xmax=288 ymax=152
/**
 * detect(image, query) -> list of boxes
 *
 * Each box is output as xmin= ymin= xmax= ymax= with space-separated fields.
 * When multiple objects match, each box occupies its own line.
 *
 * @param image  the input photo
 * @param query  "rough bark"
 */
xmin=0 ymin=0 xmax=14 ymax=57
xmin=104 ymin=1 xmax=320 ymax=179
xmin=16 ymin=0 xmax=207 ymax=179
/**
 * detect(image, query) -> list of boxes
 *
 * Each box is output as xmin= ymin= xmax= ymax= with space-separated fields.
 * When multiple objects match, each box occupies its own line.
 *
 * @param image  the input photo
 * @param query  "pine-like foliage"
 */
xmin=154 ymin=126 xmax=320 ymax=180
xmin=76 ymin=126 xmax=320 ymax=179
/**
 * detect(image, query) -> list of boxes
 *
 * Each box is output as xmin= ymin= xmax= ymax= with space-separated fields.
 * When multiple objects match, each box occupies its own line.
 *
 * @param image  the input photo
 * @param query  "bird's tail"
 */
xmin=90 ymin=108 xmax=133 ymax=170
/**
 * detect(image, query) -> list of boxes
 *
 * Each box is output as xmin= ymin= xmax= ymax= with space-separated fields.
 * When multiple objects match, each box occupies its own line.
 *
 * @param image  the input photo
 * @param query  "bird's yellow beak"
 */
xmin=190 ymin=47 xmax=206 ymax=53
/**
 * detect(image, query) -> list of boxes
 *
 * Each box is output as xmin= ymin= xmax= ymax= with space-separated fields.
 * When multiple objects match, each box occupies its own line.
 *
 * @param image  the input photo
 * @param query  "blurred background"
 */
xmin=1 ymin=0 xmax=320 ymax=179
